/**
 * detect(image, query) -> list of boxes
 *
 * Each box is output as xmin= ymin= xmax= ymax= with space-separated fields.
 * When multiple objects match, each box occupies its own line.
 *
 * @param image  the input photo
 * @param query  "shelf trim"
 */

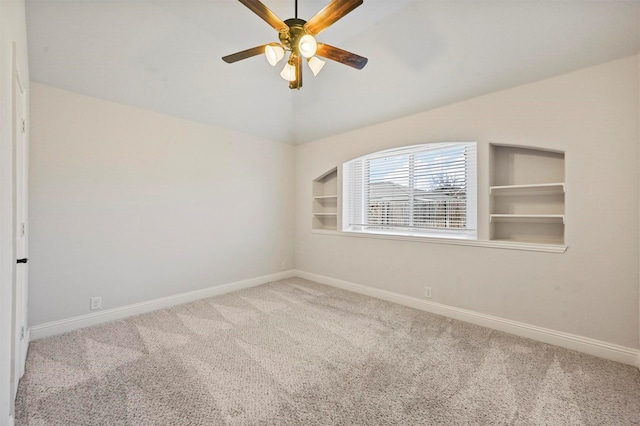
xmin=313 ymin=213 xmax=338 ymax=216
xmin=313 ymin=195 xmax=338 ymax=200
xmin=310 ymin=230 xmax=567 ymax=253
xmin=313 ymin=167 xmax=338 ymax=182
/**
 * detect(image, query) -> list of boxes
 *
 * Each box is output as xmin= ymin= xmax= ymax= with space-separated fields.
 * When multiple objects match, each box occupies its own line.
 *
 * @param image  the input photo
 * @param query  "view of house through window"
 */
xmin=343 ymin=142 xmax=477 ymax=239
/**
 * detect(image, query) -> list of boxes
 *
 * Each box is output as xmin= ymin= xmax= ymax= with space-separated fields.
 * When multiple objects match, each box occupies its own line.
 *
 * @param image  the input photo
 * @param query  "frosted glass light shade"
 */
xmin=280 ymin=62 xmax=297 ymax=81
xmin=265 ymin=44 xmax=285 ymax=66
xmin=307 ymin=56 xmax=325 ymax=76
xmin=298 ymin=34 xmax=317 ymax=58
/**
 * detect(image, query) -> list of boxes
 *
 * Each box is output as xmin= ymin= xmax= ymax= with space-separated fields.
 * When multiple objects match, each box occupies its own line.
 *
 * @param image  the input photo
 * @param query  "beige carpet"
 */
xmin=15 ymin=277 xmax=640 ymax=425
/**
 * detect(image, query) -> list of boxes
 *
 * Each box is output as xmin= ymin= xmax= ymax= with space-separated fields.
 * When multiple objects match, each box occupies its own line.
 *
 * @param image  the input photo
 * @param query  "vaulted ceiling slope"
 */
xmin=26 ymin=0 xmax=640 ymax=145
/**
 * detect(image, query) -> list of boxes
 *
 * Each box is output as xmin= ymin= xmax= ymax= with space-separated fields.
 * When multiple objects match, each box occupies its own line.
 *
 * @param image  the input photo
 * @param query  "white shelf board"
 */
xmin=490 ymin=214 xmax=565 ymax=224
xmin=490 ymin=237 xmax=566 ymax=246
xmin=313 ymin=213 xmax=338 ymax=216
xmin=490 ymin=183 xmax=565 ymax=196
xmin=313 ymin=195 xmax=338 ymax=200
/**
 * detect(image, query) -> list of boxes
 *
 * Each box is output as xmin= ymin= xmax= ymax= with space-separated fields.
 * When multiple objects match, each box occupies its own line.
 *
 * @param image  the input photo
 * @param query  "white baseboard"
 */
xmin=28 ymin=268 xmax=639 ymax=369
xmin=30 ymin=270 xmax=295 ymax=341
xmin=293 ymin=270 xmax=640 ymax=368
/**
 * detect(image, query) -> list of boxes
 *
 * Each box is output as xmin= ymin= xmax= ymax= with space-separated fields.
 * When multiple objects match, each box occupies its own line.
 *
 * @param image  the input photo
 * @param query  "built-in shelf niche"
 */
xmin=312 ymin=167 xmax=338 ymax=231
xmin=490 ymin=145 xmax=565 ymax=245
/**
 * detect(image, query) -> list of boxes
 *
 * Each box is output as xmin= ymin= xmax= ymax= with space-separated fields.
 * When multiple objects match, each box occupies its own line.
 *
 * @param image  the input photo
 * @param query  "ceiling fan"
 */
xmin=222 ymin=0 xmax=368 ymax=90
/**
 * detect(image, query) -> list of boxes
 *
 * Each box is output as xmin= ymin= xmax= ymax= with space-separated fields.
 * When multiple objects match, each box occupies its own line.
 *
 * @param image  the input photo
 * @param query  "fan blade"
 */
xmin=304 ymin=0 xmax=363 ymax=36
xmin=316 ymin=43 xmax=368 ymax=70
xmin=222 ymin=45 xmax=268 ymax=63
xmin=238 ymin=0 xmax=288 ymax=32
xmin=289 ymin=55 xmax=303 ymax=90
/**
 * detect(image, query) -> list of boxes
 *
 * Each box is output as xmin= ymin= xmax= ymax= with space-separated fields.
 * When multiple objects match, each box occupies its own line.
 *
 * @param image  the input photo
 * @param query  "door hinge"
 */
xmin=21 ymin=222 xmax=25 ymax=237
xmin=21 ymin=119 xmax=26 ymax=134
xmin=20 ymin=326 xmax=25 ymax=340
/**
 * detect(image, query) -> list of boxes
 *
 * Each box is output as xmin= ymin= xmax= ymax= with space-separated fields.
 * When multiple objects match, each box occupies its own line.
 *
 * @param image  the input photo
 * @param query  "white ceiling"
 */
xmin=26 ymin=0 xmax=640 ymax=145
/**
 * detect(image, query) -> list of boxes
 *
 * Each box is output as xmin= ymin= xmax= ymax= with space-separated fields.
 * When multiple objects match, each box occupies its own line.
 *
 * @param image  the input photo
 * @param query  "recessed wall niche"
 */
xmin=490 ymin=145 xmax=565 ymax=245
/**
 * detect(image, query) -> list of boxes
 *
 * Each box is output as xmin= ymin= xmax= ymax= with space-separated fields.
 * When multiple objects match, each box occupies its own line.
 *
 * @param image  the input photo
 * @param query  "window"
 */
xmin=343 ymin=142 xmax=477 ymax=239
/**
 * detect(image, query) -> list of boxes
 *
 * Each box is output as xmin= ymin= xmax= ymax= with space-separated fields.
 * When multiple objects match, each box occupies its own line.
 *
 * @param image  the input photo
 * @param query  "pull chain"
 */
xmin=295 ymin=0 xmax=298 ymax=19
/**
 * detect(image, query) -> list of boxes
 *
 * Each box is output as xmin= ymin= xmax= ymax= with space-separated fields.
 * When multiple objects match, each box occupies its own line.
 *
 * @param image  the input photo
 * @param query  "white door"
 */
xmin=11 ymin=54 xmax=28 ymax=401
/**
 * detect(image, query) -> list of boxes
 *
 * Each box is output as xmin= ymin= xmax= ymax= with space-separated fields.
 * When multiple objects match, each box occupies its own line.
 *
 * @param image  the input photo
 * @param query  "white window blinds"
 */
xmin=343 ymin=142 xmax=477 ymax=239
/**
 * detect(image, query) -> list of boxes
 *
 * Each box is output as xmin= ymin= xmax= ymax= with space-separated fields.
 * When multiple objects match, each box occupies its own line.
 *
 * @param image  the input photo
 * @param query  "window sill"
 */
xmin=310 ymin=229 xmax=567 ymax=253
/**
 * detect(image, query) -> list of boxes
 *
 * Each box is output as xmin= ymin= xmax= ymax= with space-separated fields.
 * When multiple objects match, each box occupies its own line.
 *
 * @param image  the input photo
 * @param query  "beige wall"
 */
xmin=295 ymin=55 xmax=640 ymax=349
xmin=29 ymin=83 xmax=295 ymax=326
xmin=27 ymin=55 xmax=640 ymax=354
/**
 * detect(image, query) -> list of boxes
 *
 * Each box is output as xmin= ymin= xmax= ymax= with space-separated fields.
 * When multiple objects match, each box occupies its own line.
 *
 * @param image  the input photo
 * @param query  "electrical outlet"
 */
xmin=424 ymin=287 xmax=432 ymax=299
xmin=280 ymin=261 xmax=287 ymax=270
xmin=90 ymin=296 xmax=102 ymax=310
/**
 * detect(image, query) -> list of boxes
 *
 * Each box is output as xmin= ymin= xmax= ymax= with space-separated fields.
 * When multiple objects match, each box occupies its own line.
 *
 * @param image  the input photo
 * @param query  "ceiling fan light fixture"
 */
xmin=307 ymin=56 xmax=325 ymax=76
xmin=280 ymin=60 xmax=297 ymax=82
xmin=265 ymin=44 xmax=285 ymax=66
xmin=222 ymin=0 xmax=368 ymax=90
xmin=298 ymin=34 xmax=317 ymax=58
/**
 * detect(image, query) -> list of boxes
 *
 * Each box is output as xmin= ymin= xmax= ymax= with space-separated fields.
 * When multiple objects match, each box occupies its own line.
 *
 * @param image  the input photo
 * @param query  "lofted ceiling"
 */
xmin=26 ymin=0 xmax=640 ymax=145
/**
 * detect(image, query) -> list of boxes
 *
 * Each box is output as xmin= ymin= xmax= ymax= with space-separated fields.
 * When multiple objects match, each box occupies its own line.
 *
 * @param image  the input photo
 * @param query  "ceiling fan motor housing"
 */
xmin=281 ymin=18 xmax=308 ymax=53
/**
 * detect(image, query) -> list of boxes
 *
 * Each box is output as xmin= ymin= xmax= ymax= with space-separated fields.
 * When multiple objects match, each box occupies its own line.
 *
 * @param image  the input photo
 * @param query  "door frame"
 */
xmin=12 ymin=46 xmax=28 ymax=392
xmin=1 ymin=41 xmax=29 ymax=423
